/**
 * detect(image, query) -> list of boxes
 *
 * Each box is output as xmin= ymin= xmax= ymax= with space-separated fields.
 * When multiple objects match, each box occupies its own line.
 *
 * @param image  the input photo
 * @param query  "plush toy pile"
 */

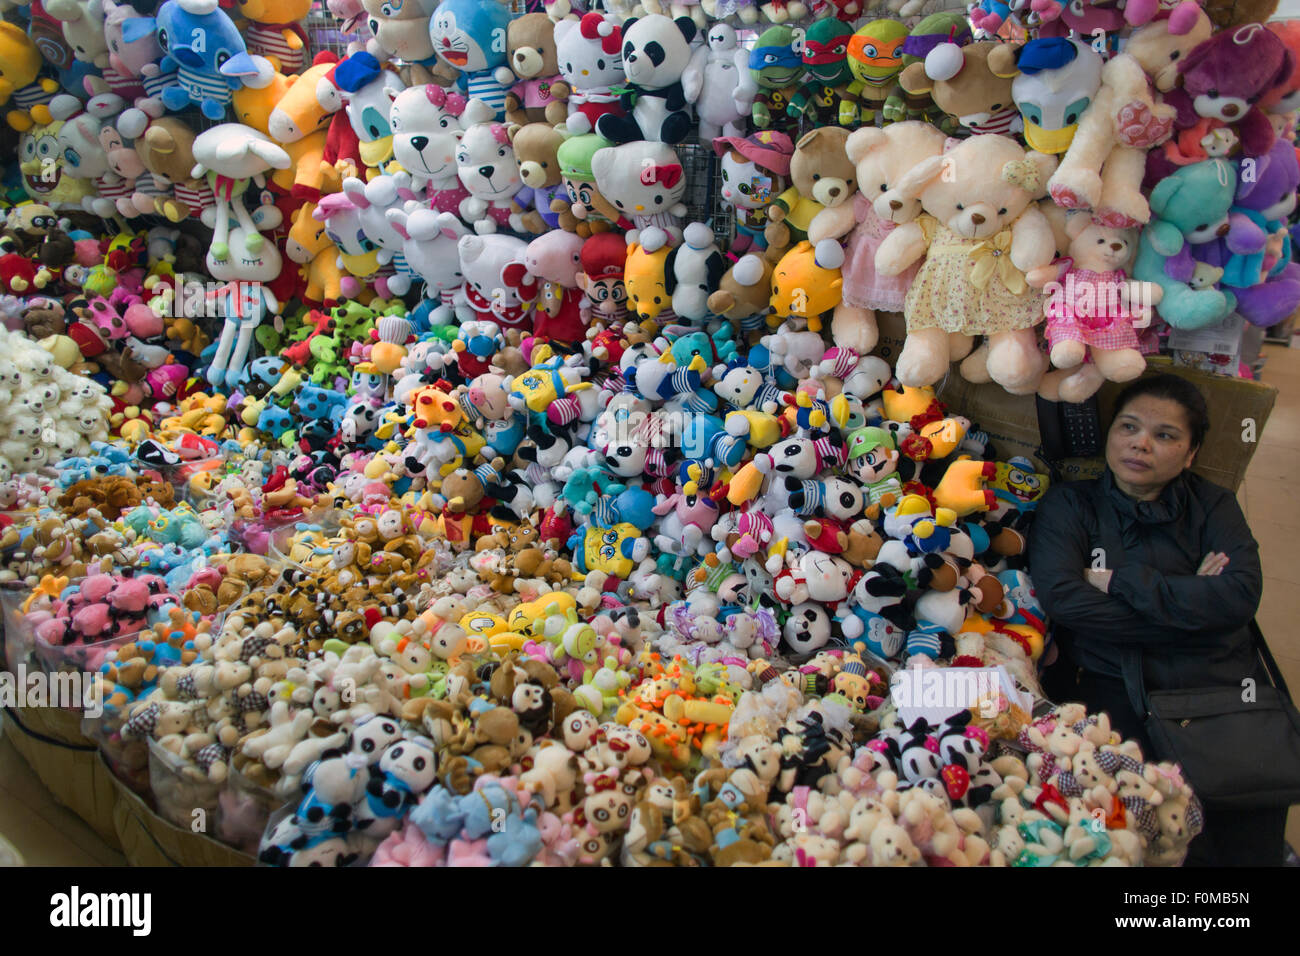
xmin=0 ymin=0 xmax=1285 ymax=866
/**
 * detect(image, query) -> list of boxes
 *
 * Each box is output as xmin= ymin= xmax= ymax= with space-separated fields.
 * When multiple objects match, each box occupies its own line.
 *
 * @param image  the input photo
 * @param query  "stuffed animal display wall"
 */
xmin=0 ymin=0 xmax=1284 ymax=873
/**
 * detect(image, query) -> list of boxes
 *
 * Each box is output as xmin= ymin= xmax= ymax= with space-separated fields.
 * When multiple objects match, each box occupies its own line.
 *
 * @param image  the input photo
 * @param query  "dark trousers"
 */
xmin=1044 ymin=664 xmax=1288 ymax=867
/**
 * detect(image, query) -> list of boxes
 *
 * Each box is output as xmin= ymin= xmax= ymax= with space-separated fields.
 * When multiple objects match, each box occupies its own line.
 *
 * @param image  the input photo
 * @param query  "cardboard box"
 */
xmin=871 ymin=313 xmax=1277 ymax=492
xmin=4 ymin=705 xmax=122 ymax=850
xmin=109 ymin=766 xmax=255 ymax=867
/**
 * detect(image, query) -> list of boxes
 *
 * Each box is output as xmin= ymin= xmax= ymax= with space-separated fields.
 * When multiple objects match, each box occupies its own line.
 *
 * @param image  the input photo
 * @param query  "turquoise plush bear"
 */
xmin=1132 ymin=159 xmax=1238 ymax=331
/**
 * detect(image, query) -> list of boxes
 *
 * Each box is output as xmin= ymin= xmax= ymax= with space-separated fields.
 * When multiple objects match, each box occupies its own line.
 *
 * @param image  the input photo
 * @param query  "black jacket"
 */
xmin=1029 ymin=469 xmax=1263 ymax=692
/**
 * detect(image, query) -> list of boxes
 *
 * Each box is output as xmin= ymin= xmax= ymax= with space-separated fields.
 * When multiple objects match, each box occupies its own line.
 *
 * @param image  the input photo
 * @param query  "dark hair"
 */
xmin=1112 ymin=374 xmax=1210 ymax=451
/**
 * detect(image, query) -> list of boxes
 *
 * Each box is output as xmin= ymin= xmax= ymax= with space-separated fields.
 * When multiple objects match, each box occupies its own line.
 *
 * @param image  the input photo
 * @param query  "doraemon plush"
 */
xmin=134 ymin=0 xmax=260 ymax=120
xmin=989 ymin=37 xmax=1102 ymax=157
xmin=591 ymin=140 xmax=686 ymax=251
xmin=1131 ymin=158 xmax=1238 ymax=331
xmin=596 ymin=15 xmax=703 ymax=145
xmin=428 ymin=0 xmax=514 ymax=121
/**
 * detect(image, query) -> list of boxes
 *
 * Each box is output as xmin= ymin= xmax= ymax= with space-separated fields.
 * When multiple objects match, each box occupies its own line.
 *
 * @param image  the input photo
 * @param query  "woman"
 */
xmin=1029 ymin=373 xmax=1283 ymax=867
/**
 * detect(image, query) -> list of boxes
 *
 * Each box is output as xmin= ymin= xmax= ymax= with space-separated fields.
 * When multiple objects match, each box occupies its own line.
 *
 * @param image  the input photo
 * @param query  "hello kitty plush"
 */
xmin=591 ymin=140 xmax=687 ymax=252
xmin=1028 ymin=216 xmax=1157 ymax=403
xmin=807 ymin=122 xmax=948 ymax=356
xmin=713 ymin=130 xmax=792 ymax=255
xmin=457 ymin=121 xmax=526 ymax=235
xmin=389 ymin=84 xmax=492 ymax=210
xmin=555 ymin=13 xmax=626 ymax=137
xmin=457 ymin=233 xmax=535 ymax=332
xmin=875 ymin=134 xmax=1057 ymax=395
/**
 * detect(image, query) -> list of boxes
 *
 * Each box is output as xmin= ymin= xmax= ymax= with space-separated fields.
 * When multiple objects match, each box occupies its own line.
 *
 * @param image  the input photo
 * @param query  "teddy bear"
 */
xmin=875 ymin=134 xmax=1056 ymax=394
xmin=1147 ymin=22 xmax=1292 ymax=188
xmin=762 ymin=127 xmax=856 ymax=256
xmin=502 ymin=13 xmax=570 ymax=128
xmin=1026 ymin=215 xmax=1158 ymax=403
xmin=1131 ymin=158 xmax=1239 ymax=331
xmin=1046 ymin=34 xmax=1186 ymax=229
xmin=808 ymin=122 xmax=949 ymax=356
xmin=596 ymin=14 xmax=704 ymax=145
xmin=897 ymin=41 xmax=1020 ymax=137
xmin=508 ymin=123 xmax=580 ymax=236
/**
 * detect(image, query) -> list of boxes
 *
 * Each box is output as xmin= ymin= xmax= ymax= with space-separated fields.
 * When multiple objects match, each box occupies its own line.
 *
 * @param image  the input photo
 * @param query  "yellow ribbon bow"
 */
xmin=968 ymin=230 xmax=1028 ymax=296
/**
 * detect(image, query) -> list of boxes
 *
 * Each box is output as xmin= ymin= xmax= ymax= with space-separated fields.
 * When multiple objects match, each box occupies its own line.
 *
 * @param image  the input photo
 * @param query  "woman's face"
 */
xmin=1105 ymin=395 xmax=1198 ymax=501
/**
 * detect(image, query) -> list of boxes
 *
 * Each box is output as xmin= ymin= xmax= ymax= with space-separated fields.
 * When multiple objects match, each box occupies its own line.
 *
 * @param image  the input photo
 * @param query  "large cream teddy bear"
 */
xmin=874 ymin=134 xmax=1057 ymax=394
xmin=1046 ymin=11 xmax=1211 ymax=227
xmin=808 ymin=121 xmax=949 ymax=356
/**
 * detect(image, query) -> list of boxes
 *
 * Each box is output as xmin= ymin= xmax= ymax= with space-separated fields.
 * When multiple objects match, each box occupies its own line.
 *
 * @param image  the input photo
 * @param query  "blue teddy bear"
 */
xmin=1132 ymin=159 xmax=1239 ymax=331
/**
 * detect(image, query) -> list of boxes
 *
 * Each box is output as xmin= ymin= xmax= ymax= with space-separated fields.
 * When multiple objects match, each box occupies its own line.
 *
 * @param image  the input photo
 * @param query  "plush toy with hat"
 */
xmin=989 ymin=37 xmax=1103 ymax=158
xmin=576 ymin=232 xmax=629 ymax=323
xmin=713 ymin=130 xmax=792 ymax=255
xmin=557 ymin=133 xmax=624 ymax=238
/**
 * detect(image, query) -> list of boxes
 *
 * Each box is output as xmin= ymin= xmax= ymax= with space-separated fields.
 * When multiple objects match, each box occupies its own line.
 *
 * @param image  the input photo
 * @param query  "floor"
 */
xmin=3 ymin=345 xmax=1300 ymax=865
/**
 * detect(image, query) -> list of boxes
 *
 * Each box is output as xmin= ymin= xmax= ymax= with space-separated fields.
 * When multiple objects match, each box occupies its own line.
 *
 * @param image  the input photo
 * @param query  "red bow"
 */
xmin=640 ymin=164 xmax=683 ymax=188
xmin=589 ymin=774 xmax=619 ymax=792
xmin=1035 ymin=783 xmax=1068 ymax=816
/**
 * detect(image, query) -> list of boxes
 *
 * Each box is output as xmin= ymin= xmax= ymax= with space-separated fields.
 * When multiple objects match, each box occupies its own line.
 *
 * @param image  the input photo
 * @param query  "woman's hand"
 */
xmin=1085 ymin=568 xmax=1113 ymax=593
xmin=1197 ymin=552 xmax=1230 ymax=576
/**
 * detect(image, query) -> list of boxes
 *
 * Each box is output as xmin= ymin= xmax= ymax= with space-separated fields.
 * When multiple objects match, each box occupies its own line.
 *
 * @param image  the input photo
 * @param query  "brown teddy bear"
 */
xmin=707 ymin=244 xmax=783 ymax=333
xmin=503 ymin=14 xmax=570 ymax=127
xmin=509 ymin=123 xmax=581 ymax=235
xmin=898 ymin=41 xmax=1018 ymax=139
xmin=764 ymin=127 xmax=857 ymax=250
xmin=24 ymin=298 xmax=66 ymax=338
xmin=134 ymin=118 xmax=207 ymax=222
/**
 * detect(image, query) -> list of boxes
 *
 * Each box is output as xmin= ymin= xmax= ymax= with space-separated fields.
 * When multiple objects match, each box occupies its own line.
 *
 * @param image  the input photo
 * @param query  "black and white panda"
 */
xmin=597 ymin=14 xmax=699 ymax=144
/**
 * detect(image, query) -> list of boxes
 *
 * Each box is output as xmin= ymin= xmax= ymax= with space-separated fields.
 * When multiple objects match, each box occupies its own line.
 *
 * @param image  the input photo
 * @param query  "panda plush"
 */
xmin=597 ymin=15 xmax=703 ymax=145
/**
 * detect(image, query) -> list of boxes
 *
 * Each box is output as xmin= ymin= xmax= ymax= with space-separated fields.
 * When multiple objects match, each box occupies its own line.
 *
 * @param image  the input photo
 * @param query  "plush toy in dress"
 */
xmin=1027 ymin=216 xmax=1157 ymax=403
xmin=807 ymin=121 xmax=948 ymax=356
xmin=875 ymin=133 xmax=1057 ymax=394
